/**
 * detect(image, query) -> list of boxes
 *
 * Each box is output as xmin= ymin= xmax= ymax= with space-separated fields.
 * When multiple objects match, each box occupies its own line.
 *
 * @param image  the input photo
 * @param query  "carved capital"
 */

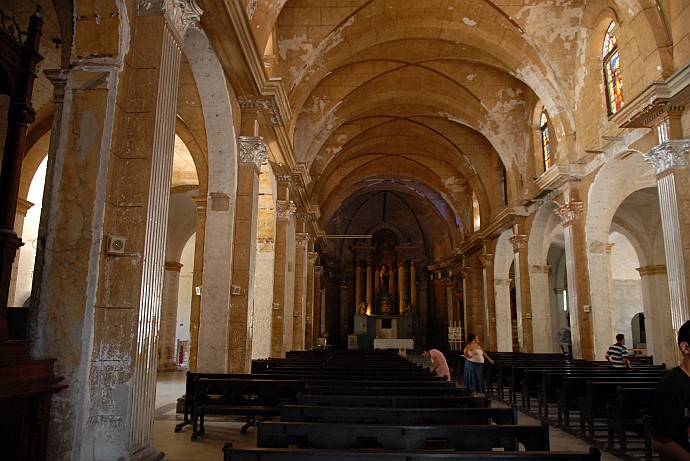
xmin=164 ymin=261 xmax=183 ymax=272
xmin=138 ymin=0 xmax=202 ymax=40
xmin=307 ymin=252 xmax=318 ymax=264
xmin=238 ymin=136 xmax=269 ymax=169
xmin=276 ymin=200 xmax=296 ymax=220
xmin=637 ymin=265 xmax=667 ymax=277
xmin=509 ymin=235 xmax=528 ymax=252
xmin=554 ymin=201 xmax=583 ymax=227
xmin=246 ymin=0 xmax=258 ymax=20
xmin=238 ymin=95 xmax=284 ymax=126
xmin=296 ymin=233 xmax=310 ymax=248
xmin=479 ymin=253 xmax=494 ymax=268
xmin=459 ymin=266 xmax=471 ymax=278
xmin=193 ymin=195 xmax=208 ymax=213
xmin=644 ymin=140 xmax=690 ymax=175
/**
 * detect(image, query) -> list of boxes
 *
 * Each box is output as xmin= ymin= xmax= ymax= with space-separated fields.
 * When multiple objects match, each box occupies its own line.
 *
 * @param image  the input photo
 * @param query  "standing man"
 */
xmin=651 ymin=320 xmax=690 ymax=461
xmin=606 ymin=333 xmax=631 ymax=368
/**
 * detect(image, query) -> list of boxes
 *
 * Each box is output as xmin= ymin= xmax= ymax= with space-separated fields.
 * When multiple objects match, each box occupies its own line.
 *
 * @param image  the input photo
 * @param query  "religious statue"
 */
xmin=380 ymin=265 xmax=389 ymax=292
xmin=357 ymin=299 xmax=368 ymax=315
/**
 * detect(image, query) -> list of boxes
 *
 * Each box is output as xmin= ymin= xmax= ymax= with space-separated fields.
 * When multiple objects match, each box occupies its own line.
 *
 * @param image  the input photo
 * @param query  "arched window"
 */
xmin=603 ymin=21 xmax=624 ymax=115
xmin=540 ymin=110 xmax=552 ymax=170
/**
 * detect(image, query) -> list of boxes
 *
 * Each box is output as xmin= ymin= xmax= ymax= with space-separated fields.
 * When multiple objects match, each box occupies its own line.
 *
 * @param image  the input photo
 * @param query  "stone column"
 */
xmin=644 ymin=140 xmax=690 ymax=331
xmin=31 ymin=2 xmax=198 ymax=458
xmin=433 ymin=273 xmax=448 ymax=343
xmin=227 ymin=136 xmax=268 ymax=372
xmin=187 ymin=196 xmax=207 ymax=372
xmin=637 ymin=265 xmax=674 ymax=364
xmin=510 ymin=232 xmax=532 ymax=352
xmin=398 ymin=261 xmax=406 ymax=314
xmin=340 ymin=281 xmax=351 ymax=347
xmin=555 ymin=199 xmax=594 ymax=359
xmin=374 ymin=264 xmax=381 ymax=302
xmin=355 ymin=261 xmax=362 ymax=308
xmin=313 ymin=265 xmax=323 ymax=339
xmin=388 ymin=263 xmax=395 ymax=299
xmin=305 ymin=251 xmax=317 ymax=349
xmin=366 ymin=261 xmax=373 ymax=314
xmin=494 ymin=278 xmax=513 ymax=351
xmin=159 ymin=262 xmax=183 ymax=371
xmin=8 ymin=198 xmax=33 ymax=305
xmin=271 ymin=183 xmax=295 ymax=358
xmin=479 ymin=253 xmax=496 ymax=351
xmin=292 ymin=231 xmax=309 ymax=351
xmin=410 ymin=261 xmax=417 ymax=308
xmin=530 ymin=264 xmax=552 ymax=352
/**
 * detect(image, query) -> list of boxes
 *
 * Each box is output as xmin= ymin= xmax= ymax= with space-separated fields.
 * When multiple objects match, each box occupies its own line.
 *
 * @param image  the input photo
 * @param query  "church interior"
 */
xmin=1 ymin=0 xmax=690 ymax=460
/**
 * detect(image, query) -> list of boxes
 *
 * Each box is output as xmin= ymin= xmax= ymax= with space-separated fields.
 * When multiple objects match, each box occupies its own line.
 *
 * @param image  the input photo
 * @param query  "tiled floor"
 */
xmin=153 ymin=370 xmax=623 ymax=461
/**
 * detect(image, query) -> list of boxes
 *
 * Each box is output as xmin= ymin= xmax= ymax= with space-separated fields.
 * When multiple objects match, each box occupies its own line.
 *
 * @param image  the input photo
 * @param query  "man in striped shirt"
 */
xmin=605 ymin=333 xmax=631 ymax=368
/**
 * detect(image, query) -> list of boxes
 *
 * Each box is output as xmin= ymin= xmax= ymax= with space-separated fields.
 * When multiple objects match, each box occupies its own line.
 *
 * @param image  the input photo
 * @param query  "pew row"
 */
xmin=223 ymin=445 xmax=603 ymax=461
xmin=256 ymin=421 xmax=550 ymax=451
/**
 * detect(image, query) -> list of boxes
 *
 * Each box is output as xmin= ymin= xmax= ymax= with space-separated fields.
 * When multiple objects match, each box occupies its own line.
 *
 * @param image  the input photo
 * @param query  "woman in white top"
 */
xmin=463 ymin=333 xmax=494 ymax=396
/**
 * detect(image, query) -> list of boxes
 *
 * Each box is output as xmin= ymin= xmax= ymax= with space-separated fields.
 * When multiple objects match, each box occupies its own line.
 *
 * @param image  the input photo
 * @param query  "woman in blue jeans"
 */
xmin=463 ymin=333 xmax=494 ymax=396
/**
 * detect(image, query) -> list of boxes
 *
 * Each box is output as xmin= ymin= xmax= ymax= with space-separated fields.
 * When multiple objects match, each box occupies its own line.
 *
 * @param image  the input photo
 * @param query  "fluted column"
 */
xmin=159 ymin=262 xmax=183 ymax=371
xmin=398 ymin=261 xmax=406 ymax=314
xmin=644 ymin=140 xmax=690 ymax=331
xmin=271 ymin=187 xmax=295 ymax=358
xmin=305 ymin=251 xmax=317 ymax=349
xmin=366 ymin=261 xmax=373 ymax=314
xmin=410 ymin=261 xmax=417 ymax=308
xmin=355 ymin=261 xmax=363 ymax=308
xmin=555 ymin=198 xmax=594 ymax=359
xmin=292 ymin=231 xmax=309 ymax=351
xmin=510 ymin=231 xmax=532 ymax=353
xmin=313 ymin=266 xmax=323 ymax=339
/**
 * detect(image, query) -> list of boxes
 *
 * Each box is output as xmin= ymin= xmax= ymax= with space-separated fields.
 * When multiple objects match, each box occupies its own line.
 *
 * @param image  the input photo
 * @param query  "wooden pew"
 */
xmin=256 ymin=420 xmax=551 ymax=451
xmin=556 ymin=374 xmax=662 ymax=428
xmin=304 ymin=385 xmax=469 ymax=396
xmin=174 ymin=371 xmax=310 ymax=433
xmin=299 ymin=394 xmax=490 ymax=408
xmin=191 ymin=377 xmax=305 ymax=440
xmin=223 ymin=444 xmax=603 ymax=461
xmin=578 ymin=381 xmax=660 ymax=439
xmin=606 ymin=387 xmax=655 ymax=453
xmin=280 ymin=404 xmax=517 ymax=425
xmin=305 ymin=379 xmax=453 ymax=387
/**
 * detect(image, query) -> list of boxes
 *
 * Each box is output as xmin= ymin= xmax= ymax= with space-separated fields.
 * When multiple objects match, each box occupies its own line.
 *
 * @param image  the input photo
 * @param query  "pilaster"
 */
xmin=292 ymin=232 xmax=309 ymax=351
xmin=159 ymin=262 xmax=183 ymax=371
xmin=479 ymin=252 xmax=496 ymax=351
xmin=509 ymin=232 xmax=531 ymax=352
xmin=270 ymin=195 xmax=295 ymax=358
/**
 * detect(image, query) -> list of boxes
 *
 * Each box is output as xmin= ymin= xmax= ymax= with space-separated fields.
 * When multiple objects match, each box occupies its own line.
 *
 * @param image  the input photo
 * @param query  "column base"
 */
xmin=130 ymin=446 xmax=165 ymax=461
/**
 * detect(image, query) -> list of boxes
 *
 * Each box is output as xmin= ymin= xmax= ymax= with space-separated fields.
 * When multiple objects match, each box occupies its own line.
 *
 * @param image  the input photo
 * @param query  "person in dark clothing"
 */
xmin=651 ymin=320 xmax=690 ymax=461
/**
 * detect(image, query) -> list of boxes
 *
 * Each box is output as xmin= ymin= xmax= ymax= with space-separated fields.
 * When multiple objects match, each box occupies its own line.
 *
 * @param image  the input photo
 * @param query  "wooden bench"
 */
xmin=556 ymin=374 xmax=663 ymax=428
xmin=256 ymin=420 xmax=551 ymax=451
xmin=305 ymin=379 xmax=453 ymax=387
xmin=174 ymin=371 xmax=309 ymax=432
xmin=223 ymin=444 xmax=602 ymax=461
xmin=579 ymin=380 xmax=660 ymax=439
xmin=299 ymin=394 xmax=490 ymax=408
xmin=280 ymin=404 xmax=517 ymax=425
xmin=606 ymin=387 xmax=655 ymax=453
xmin=191 ymin=377 xmax=305 ymax=440
xmin=304 ymin=385 xmax=469 ymax=396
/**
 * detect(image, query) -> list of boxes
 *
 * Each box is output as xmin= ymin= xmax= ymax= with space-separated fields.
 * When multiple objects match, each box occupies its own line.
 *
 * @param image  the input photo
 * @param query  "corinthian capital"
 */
xmin=644 ymin=140 xmax=690 ymax=175
xmin=554 ymin=202 xmax=583 ymax=227
xmin=509 ymin=235 xmax=528 ymax=252
xmin=238 ymin=136 xmax=269 ymax=169
xmin=479 ymin=253 xmax=494 ymax=268
xmin=138 ymin=0 xmax=202 ymax=40
xmin=276 ymin=200 xmax=296 ymax=221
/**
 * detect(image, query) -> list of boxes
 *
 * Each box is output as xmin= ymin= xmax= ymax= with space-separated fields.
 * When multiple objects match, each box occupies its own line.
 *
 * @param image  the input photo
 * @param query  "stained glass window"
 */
xmin=603 ymin=22 xmax=624 ymax=115
xmin=541 ymin=110 xmax=551 ymax=170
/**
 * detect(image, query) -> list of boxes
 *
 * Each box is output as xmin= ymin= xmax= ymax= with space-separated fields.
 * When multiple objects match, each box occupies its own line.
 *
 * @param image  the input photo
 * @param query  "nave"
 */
xmin=152 ymin=353 xmax=621 ymax=461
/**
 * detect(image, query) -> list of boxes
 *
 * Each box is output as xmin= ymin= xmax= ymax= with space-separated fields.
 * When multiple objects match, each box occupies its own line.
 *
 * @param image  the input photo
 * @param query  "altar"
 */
xmin=349 ymin=313 xmax=421 ymax=352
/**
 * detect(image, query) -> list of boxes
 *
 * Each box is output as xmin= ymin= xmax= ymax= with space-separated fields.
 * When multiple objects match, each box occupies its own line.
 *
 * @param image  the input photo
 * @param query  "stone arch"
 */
xmin=586 ymin=149 xmax=663 ymax=361
xmin=182 ymin=26 xmax=240 ymax=372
